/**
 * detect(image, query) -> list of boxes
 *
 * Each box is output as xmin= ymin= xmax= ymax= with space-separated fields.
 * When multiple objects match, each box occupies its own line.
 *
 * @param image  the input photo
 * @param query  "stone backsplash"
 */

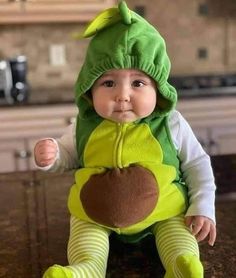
xmin=0 ymin=23 xmax=88 ymax=91
xmin=0 ymin=0 xmax=236 ymax=101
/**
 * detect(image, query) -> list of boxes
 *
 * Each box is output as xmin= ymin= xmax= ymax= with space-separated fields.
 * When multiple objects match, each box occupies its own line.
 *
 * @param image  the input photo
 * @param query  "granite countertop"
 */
xmin=1 ymin=87 xmax=236 ymax=108
xmin=0 ymin=161 xmax=235 ymax=277
xmin=0 ymin=87 xmax=75 ymax=108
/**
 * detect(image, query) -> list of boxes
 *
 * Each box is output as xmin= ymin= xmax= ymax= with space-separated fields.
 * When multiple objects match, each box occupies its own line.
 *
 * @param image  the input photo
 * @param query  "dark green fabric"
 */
xmin=113 ymin=227 xmax=153 ymax=244
xmin=146 ymin=114 xmax=188 ymax=203
xmin=75 ymin=1 xmax=177 ymax=120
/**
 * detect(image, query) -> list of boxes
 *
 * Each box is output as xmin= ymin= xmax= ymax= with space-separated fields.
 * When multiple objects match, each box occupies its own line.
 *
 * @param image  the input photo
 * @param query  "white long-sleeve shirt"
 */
xmin=37 ymin=110 xmax=216 ymax=223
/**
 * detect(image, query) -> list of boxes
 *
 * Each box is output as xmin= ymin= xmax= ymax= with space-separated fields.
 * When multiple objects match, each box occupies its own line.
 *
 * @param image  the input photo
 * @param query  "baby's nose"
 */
xmin=115 ymin=89 xmax=130 ymax=102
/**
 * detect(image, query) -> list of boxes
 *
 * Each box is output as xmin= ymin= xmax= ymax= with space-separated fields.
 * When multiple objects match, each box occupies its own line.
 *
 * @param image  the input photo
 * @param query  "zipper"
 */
xmin=113 ymin=123 xmax=127 ymax=168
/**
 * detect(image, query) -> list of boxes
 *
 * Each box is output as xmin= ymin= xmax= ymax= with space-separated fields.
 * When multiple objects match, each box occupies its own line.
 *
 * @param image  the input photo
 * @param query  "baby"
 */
xmin=35 ymin=2 xmax=216 ymax=277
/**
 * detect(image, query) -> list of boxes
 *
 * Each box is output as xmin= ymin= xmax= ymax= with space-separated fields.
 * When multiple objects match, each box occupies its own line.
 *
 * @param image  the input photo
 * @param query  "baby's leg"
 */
xmin=43 ymin=216 xmax=110 ymax=278
xmin=152 ymin=215 xmax=203 ymax=278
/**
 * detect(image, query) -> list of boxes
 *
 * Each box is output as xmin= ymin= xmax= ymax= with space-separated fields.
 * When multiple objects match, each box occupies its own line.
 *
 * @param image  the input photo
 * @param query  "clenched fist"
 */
xmin=34 ymin=139 xmax=57 ymax=167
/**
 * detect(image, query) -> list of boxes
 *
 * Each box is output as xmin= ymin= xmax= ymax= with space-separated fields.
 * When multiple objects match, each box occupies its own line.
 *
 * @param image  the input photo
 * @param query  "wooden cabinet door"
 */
xmin=0 ymin=172 xmax=40 ymax=277
xmin=0 ymin=139 xmax=30 ymax=173
xmin=0 ymin=0 xmax=21 ymax=12
xmin=0 ymin=0 xmax=116 ymax=24
xmin=0 ymin=0 xmax=23 ymax=24
xmin=189 ymin=126 xmax=210 ymax=153
xmin=0 ymin=0 xmax=116 ymax=23
xmin=25 ymin=0 xmax=115 ymax=10
xmin=210 ymin=125 xmax=236 ymax=155
xmin=0 ymin=104 xmax=77 ymax=173
xmin=177 ymin=97 xmax=236 ymax=155
xmin=34 ymin=171 xmax=74 ymax=271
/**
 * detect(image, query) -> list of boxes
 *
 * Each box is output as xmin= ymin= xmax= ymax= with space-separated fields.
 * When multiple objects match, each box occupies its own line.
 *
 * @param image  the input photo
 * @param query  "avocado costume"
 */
xmin=43 ymin=2 xmax=204 ymax=277
xmin=68 ymin=1 xmax=188 ymax=236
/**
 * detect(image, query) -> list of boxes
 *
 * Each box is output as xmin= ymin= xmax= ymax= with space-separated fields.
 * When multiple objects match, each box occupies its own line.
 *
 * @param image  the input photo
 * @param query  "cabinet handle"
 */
xmin=208 ymin=139 xmax=216 ymax=147
xmin=66 ymin=117 xmax=76 ymax=125
xmin=15 ymin=150 xmax=31 ymax=159
xmin=208 ymin=139 xmax=220 ymax=155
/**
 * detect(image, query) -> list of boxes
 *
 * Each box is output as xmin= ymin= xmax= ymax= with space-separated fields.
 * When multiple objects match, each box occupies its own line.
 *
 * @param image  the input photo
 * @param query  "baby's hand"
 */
xmin=185 ymin=215 xmax=216 ymax=246
xmin=34 ymin=139 xmax=57 ymax=167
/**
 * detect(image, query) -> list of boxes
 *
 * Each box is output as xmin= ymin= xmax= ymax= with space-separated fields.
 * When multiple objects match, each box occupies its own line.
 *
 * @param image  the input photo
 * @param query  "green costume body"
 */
xmin=68 ymin=1 xmax=188 ymax=236
xmin=67 ymin=1 xmax=189 ymax=237
xmin=68 ymin=115 xmax=188 ymax=235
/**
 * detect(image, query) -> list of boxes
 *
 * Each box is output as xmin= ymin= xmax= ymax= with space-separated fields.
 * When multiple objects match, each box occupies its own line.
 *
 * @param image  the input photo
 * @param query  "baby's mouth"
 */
xmin=114 ymin=109 xmax=132 ymax=113
xmin=114 ymin=105 xmax=132 ymax=113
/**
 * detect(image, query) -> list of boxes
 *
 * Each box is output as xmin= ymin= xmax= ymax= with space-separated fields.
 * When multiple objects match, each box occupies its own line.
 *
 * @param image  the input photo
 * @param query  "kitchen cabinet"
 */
xmin=0 ymin=0 xmax=116 ymax=24
xmin=33 ymin=171 xmax=72 ymax=271
xmin=0 ymin=0 xmax=22 ymax=13
xmin=0 ymin=170 xmax=73 ymax=277
xmin=0 ymin=103 xmax=77 ymax=173
xmin=0 ymin=171 xmax=40 ymax=277
xmin=0 ymin=170 xmax=235 ymax=277
xmin=0 ymin=97 xmax=236 ymax=173
xmin=177 ymin=96 xmax=236 ymax=155
xmin=210 ymin=125 xmax=236 ymax=155
xmin=0 ymin=139 xmax=29 ymax=173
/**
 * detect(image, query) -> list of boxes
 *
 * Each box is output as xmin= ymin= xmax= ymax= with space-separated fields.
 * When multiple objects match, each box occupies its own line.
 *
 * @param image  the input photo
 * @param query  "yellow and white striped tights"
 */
xmin=43 ymin=215 xmax=203 ymax=278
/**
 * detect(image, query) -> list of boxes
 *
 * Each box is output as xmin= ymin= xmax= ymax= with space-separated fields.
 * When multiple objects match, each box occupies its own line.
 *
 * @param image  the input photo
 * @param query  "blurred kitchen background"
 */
xmin=0 ymin=0 xmax=236 ymax=180
xmin=0 ymin=1 xmax=236 ymax=278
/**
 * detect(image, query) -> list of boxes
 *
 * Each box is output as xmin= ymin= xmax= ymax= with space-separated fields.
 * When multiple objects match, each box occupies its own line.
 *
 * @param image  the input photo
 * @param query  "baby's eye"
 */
xmin=132 ymin=80 xmax=145 ymax=87
xmin=102 ymin=80 xmax=115 ymax=87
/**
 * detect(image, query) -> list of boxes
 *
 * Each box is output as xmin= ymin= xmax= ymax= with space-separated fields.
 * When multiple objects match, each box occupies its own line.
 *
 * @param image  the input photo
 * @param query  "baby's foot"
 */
xmin=43 ymin=265 xmax=73 ymax=278
xmin=165 ymin=254 xmax=203 ymax=278
xmin=175 ymin=254 xmax=203 ymax=278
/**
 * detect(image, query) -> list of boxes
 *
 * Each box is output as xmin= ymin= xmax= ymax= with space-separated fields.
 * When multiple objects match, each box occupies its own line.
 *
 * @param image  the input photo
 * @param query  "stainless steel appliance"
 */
xmin=0 ymin=56 xmax=29 ymax=105
xmin=169 ymin=74 xmax=236 ymax=98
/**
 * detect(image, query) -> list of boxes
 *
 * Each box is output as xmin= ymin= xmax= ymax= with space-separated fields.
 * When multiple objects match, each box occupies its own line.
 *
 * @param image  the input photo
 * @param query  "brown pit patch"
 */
xmin=80 ymin=165 xmax=158 ymax=228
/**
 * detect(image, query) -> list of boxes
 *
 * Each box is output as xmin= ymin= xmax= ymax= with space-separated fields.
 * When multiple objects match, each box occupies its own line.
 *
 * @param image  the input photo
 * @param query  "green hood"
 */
xmin=75 ymin=1 xmax=177 ymax=119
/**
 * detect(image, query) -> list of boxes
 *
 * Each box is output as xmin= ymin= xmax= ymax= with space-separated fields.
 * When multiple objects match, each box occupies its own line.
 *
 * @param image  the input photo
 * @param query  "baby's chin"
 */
xmin=109 ymin=112 xmax=140 ymax=123
xmin=110 ymin=117 xmax=141 ymax=124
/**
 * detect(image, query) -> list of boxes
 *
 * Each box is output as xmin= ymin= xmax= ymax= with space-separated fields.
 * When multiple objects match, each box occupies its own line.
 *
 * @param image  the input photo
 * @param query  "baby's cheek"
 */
xmin=136 ymin=100 xmax=156 ymax=117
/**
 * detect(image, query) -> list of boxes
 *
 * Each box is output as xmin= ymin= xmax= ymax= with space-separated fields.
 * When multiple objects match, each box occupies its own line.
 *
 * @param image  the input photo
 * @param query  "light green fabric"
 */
xmin=69 ymin=120 xmax=187 ymax=235
xmin=75 ymin=1 xmax=177 ymax=119
xmin=43 ymin=265 xmax=73 ymax=278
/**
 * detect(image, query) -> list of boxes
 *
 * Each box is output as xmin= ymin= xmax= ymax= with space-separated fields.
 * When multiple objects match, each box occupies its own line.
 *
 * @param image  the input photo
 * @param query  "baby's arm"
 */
xmin=169 ymin=110 xmax=216 ymax=246
xmin=34 ymin=123 xmax=77 ymax=172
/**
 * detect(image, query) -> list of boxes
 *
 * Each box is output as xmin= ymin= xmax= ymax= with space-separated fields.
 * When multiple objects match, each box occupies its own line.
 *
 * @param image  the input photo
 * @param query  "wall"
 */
xmin=0 ymin=0 xmax=236 ymax=99
xmin=0 ymin=23 xmax=89 ymax=92
xmin=126 ymin=0 xmax=236 ymax=75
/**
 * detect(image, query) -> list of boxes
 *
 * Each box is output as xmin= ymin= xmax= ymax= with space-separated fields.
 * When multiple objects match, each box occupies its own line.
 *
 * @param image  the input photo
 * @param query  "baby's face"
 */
xmin=91 ymin=69 xmax=157 ymax=123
